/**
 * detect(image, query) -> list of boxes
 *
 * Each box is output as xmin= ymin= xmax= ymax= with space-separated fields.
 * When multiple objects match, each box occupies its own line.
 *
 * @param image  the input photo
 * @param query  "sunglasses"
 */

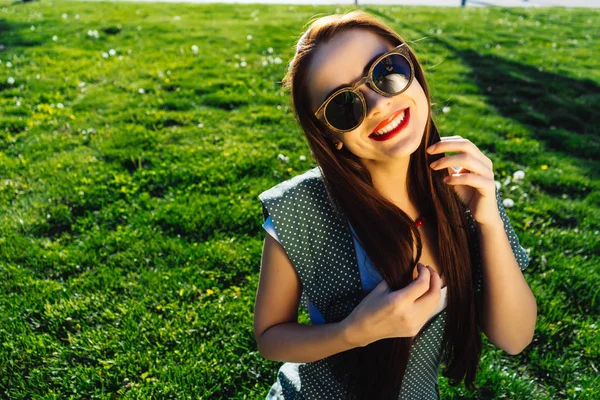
xmin=313 ymin=43 xmax=415 ymax=133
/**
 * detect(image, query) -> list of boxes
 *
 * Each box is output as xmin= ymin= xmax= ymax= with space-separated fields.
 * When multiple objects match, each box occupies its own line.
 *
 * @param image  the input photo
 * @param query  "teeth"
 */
xmin=373 ymin=110 xmax=406 ymax=136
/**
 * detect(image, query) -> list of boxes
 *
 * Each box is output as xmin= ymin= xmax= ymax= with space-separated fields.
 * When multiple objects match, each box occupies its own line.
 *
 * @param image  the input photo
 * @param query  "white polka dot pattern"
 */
xmin=258 ymin=167 xmax=530 ymax=399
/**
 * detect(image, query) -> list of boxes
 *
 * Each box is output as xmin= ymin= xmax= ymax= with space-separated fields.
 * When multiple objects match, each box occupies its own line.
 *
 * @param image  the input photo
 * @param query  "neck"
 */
xmin=362 ymin=156 xmax=420 ymax=219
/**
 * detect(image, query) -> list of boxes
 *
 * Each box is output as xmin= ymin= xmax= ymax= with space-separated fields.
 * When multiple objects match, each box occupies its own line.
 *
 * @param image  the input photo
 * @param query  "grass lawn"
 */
xmin=0 ymin=1 xmax=598 ymax=398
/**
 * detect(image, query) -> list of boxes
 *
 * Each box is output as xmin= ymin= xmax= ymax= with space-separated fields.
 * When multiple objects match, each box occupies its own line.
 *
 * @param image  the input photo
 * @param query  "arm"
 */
xmin=254 ymin=232 xmax=358 ymax=363
xmin=258 ymin=320 xmax=357 ymax=363
xmin=476 ymin=210 xmax=537 ymax=355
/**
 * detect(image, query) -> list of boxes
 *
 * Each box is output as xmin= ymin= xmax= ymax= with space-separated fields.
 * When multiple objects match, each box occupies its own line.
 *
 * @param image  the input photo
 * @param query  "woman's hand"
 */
xmin=342 ymin=263 xmax=443 ymax=348
xmin=426 ymin=136 xmax=501 ymax=226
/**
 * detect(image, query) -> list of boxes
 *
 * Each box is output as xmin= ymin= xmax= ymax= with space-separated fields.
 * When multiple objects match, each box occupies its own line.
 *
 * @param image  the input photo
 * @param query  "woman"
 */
xmin=253 ymin=10 xmax=536 ymax=400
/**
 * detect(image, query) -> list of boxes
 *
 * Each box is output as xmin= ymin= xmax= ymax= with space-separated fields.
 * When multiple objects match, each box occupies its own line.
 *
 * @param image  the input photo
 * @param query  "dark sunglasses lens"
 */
xmin=325 ymin=90 xmax=363 ymax=131
xmin=372 ymin=54 xmax=412 ymax=94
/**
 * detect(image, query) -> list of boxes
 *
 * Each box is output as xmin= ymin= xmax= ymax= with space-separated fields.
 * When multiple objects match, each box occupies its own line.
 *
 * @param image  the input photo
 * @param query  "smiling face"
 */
xmin=307 ymin=28 xmax=430 ymax=166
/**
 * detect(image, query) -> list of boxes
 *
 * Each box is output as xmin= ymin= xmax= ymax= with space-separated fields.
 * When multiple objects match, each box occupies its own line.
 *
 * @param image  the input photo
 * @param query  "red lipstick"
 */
xmin=369 ymin=107 xmax=411 ymax=142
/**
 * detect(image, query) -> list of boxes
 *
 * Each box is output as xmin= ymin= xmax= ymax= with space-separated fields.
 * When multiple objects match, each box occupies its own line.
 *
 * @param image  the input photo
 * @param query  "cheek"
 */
xmin=411 ymin=83 xmax=429 ymax=121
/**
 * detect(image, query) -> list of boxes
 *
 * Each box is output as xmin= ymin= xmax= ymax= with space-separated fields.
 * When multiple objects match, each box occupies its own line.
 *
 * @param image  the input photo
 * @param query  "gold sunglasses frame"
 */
xmin=313 ymin=43 xmax=415 ymax=134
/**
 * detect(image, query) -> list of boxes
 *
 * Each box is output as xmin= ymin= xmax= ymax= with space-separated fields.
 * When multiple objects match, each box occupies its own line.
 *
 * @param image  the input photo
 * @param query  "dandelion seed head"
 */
xmin=502 ymin=198 xmax=515 ymax=208
xmin=513 ymin=170 xmax=525 ymax=181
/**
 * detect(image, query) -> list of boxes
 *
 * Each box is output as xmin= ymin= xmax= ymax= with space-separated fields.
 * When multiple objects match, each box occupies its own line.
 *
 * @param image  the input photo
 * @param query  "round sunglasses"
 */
xmin=313 ymin=43 xmax=415 ymax=133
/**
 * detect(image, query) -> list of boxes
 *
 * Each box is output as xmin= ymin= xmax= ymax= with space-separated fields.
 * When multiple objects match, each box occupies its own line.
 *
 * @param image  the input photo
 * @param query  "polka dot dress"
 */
xmin=258 ymin=166 xmax=529 ymax=400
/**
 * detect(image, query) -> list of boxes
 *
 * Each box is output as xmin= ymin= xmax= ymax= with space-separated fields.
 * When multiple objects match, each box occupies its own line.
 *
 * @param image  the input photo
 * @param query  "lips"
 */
xmin=369 ymin=107 xmax=411 ymax=141
xmin=371 ymin=107 xmax=409 ymax=135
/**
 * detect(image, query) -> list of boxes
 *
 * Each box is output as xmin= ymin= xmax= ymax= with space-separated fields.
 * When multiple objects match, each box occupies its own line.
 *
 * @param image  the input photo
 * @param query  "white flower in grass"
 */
xmin=16 ymin=99 xmax=20 ymax=106
xmin=442 ymin=106 xmax=451 ymax=113
xmin=247 ymin=34 xmax=253 ymax=40
xmin=75 ymin=14 xmax=80 ymax=20
xmin=36 ymin=74 xmax=40 ymax=79
xmin=273 ymin=57 xmax=282 ymax=64
xmin=494 ymin=180 xmax=502 ymax=191
xmin=261 ymin=60 xmax=268 ymax=67
xmin=101 ymin=52 xmax=109 ymax=59
xmin=240 ymin=61 xmax=247 ymax=67
xmin=6 ymin=61 xmax=11 ymax=68
xmin=503 ymin=176 xmax=511 ymax=186
xmin=57 ymin=103 xmax=64 ymax=108
xmin=62 ymin=13 xmax=68 ymax=19
xmin=7 ymin=77 xmax=14 ymax=85
xmin=109 ymin=49 xmax=116 ymax=56
xmin=30 ymin=25 xmax=35 ymax=31
xmin=299 ymin=155 xmax=306 ymax=161
xmin=78 ymin=81 xmax=86 ymax=87
xmin=513 ymin=170 xmax=525 ymax=181
xmin=52 ymin=35 xmax=58 ymax=41
xmin=198 ymin=122 xmax=204 ymax=128
xmin=267 ymin=47 xmax=273 ymax=54
xmin=138 ymin=88 xmax=145 ymax=94
xmin=277 ymin=154 xmax=289 ymax=163
xmin=502 ymin=198 xmax=515 ymax=208
xmin=191 ymin=45 xmax=199 ymax=54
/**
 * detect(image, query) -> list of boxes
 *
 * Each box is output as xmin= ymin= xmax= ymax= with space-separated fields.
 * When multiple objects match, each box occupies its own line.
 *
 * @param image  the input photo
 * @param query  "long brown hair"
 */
xmin=280 ymin=10 xmax=482 ymax=399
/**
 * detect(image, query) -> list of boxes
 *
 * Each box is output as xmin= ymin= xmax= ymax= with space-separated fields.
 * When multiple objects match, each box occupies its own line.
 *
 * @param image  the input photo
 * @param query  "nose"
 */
xmin=361 ymin=84 xmax=393 ymax=123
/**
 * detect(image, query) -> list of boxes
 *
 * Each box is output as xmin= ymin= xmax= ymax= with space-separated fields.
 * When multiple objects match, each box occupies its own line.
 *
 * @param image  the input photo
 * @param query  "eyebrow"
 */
xmin=320 ymin=48 xmax=389 ymax=104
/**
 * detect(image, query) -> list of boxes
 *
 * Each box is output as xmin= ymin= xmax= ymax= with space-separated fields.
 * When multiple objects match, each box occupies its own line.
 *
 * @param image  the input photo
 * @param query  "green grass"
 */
xmin=0 ymin=1 xmax=598 ymax=398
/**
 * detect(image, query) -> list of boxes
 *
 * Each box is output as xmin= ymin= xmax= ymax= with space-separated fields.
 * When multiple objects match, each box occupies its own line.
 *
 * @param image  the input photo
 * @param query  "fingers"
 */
xmin=414 ymin=265 xmax=442 ymax=310
xmin=391 ymin=263 xmax=431 ymax=302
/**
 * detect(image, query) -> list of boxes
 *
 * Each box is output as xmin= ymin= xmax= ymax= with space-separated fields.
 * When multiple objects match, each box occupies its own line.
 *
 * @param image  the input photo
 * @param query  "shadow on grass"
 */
xmin=0 ymin=17 xmax=42 ymax=49
xmin=365 ymin=8 xmax=599 ymax=167
xmin=0 ymin=17 xmax=44 ymax=90
xmin=455 ymin=48 xmax=599 ymax=160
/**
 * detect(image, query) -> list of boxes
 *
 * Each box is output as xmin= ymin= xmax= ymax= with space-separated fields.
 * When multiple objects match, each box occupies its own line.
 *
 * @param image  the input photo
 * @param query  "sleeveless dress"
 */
xmin=263 ymin=216 xmax=449 ymax=325
xmin=258 ymin=166 xmax=530 ymax=399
